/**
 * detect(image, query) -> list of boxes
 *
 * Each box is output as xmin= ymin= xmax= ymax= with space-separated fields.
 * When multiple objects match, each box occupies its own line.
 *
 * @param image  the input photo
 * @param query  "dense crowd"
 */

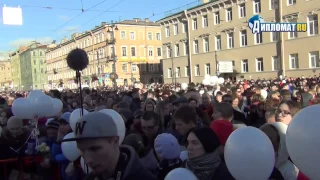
xmin=0 ymin=75 xmax=318 ymax=180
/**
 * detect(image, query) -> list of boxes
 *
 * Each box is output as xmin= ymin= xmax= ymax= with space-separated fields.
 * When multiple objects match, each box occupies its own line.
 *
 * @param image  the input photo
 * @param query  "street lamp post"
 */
xmin=107 ymin=21 xmax=118 ymax=89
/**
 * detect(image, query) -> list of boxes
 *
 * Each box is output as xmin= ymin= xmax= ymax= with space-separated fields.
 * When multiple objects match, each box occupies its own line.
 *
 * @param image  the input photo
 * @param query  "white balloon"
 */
xmin=286 ymin=105 xmax=320 ymax=180
xmin=202 ymin=79 xmax=210 ymax=85
xmin=204 ymin=74 xmax=210 ymax=80
xmin=32 ymin=95 xmax=54 ymax=117
xmin=165 ymin=168 xmax=197 ymax=180
xmin=70 ymin=108 xmax=89 ymax=132
xmin=260 ymin=89 xmax=268 ymax=100
xmin=80 ymin=157 xmax=92 ymax=174
xmin=27 ymin=90 xmax=45 ymax=103
xmin=51 ymin=98 xmax=63 ymax=117
xmin=180 ymin=151 xmax=188 ymax=161
xmin=225 ymin=127 xmax=275 ymax=180
xmin=217 ymin=77 xmax=225 ymax=84
xmin=99 ymin=109 xmax=126 ymax=145
xmin=209 ymin=76 xmax=218 ymax=84
xmin=62 ymin=133 xmax=81 ymax=161
xmin=181 ymin=83 xmax=188 ymax=90
xmin=12 ymin=98 xmax=34 ymax=119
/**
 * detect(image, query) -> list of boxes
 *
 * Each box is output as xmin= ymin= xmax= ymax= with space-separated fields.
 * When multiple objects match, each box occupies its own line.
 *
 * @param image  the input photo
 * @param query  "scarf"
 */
xmin=186 ymin=150 xmax=221 ymax=180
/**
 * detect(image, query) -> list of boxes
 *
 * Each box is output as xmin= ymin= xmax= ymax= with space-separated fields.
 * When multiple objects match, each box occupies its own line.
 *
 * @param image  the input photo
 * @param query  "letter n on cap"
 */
xmin=75 ymin=121 xmax=87 ymax=135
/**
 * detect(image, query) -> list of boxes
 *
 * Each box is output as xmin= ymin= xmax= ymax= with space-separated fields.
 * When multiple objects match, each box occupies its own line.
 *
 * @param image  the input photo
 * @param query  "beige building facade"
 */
xmin=157 ymin=0 xmax=320 ymax=83
xmin=46 ymin=18 xmax=162 ymax=89
xmin=0 ymin=60 xmax=12 ymax=89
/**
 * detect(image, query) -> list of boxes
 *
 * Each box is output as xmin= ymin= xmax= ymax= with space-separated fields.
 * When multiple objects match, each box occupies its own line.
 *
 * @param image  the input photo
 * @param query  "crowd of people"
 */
xmin=0 ymin=75 xmax=318 ymax=180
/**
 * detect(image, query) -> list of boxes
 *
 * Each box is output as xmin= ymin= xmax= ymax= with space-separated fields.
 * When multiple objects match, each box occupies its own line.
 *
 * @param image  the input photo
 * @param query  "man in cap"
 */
xmin=63 ymin=112 xmax=156 ymax=180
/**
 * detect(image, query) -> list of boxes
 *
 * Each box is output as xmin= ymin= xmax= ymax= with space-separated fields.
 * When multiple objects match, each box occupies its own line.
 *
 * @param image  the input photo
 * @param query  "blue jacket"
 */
xmin=51 ymin=143 xmax=74 ymax=180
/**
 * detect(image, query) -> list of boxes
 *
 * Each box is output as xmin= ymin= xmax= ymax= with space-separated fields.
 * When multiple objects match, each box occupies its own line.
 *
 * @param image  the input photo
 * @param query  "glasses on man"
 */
xmin=275 ymin=110 xmax=291 ymax=117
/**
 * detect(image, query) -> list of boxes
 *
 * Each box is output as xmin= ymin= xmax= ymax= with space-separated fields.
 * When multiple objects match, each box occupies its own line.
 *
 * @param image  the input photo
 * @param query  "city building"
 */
xmin=10 ymin=42 xmax=47 ymax=90
xmin=157 ymin=0 xmax=320 ymax=83
xmin=0 ymin=60 xmax=12 ymax=89
xmin=46 ymin=18 xmax=162 ymax=89
xmin=10 ymin=48 xmax=24 ymax=90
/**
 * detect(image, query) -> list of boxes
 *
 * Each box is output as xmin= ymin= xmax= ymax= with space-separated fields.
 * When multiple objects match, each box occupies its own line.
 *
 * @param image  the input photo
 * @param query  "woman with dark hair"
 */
xmin=275 ymin=100 xmax=301 ymax=125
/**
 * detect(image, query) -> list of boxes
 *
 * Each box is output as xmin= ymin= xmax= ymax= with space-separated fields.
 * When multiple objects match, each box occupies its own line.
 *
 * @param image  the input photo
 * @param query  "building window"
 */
xmin=184 ymin=42 xmax=189 ymax=55
xmin=156 ymin=33 xmax=161 ymax=40
xmin=165 ymin=26 xmax=170 ymax=37
xmin=239 ymin=4 xmax=246 ymax=18
xmin=176 ymin=67 xmax=180 ymax=77
xmin=193 ymin=40 xmax=199 ymax=54
xmin=270 ymin=0 xmax=276 ymax=10
xmin=272 ymin=56 xmax=280 ymax=70
xmin=121 ymin=31 xmax=126 ymax=39
xmin=226 ymin=8 xmax=232 ymax=22
xmin=149 ymin=64 xmax=154 ymax=71
xmin=253 ymin=0 xmax=261 ymax=14
xmin=271 ymin=32 xmax=279 ymax=42
xmin=122 ymin=63 xmax=128 ymax=72
xmin=195 ymin=64 xmax=200 ymax=76
xmin=185 ymin=66 xmax=190 ymax=77
xmin=287 ymin=0 xmax=296 ymax=5
xmin=148 ymin=32 xmax=152 ymax=40
xmin=175 ymin=44 xmax=180 ymax=57
xmin=256 ymin=58 xmax=264 ymax=72
xmin=167 ymin=46 xmax=172 ymax=58
xmin=122 ymin=47 xmax=127 ymax=56
xmin=289 ymin=53 xmax=299 ymax=69
xmin=157 ymin=47 xmax=162 ymax=56
xmin=203 ymin=38 xmax=209 ymax=52
xmin=227 ymin=32 xmax=234 ymax=49
xmin=205 ymin=63 xmax=210 ymax=75
xmin=173 ymin=24 xmax=178 ymax=35
xmin=203 ymin=15 xmax=208 ymax=28
xmin=215 ymin=35 xmax=221 ymax=50
xmin=192 ymin=19 xmax=198 ymax=30
xmin=168 ymin=68 xmax=172 ymax=78
xmin=255 ymin=33 xmax=263 ymax=44
xmin=308 ymin=15 xmax=319 ymax=36
xmin=214 ymin=12 xmax=220 ymax=25
xmin=240 ymin=30 xmax=247 ymax=47
xmin=310 ymin=51 xmax=319 ymax=68
xmin=131 ymin=47 xmax=136 ymax=56
xmin=182 ymin=22 xmax=188 ymax=33
xmin=130 ymin=32 xmax=135 ymax=40
xmin=131 ymin=64 xmax=137 ymax=72
xmin=242 ymin=59 xmax=248 ymax=72
xmin=148 ymin=47 xmax=153 ymax=56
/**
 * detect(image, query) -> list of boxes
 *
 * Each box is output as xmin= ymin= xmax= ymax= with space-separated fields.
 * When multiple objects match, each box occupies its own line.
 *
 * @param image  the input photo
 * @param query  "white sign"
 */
xmin=2 ymin=6 xmax=23 ymax=25
xmin=218 ymin=61 xmax=233 ymax=73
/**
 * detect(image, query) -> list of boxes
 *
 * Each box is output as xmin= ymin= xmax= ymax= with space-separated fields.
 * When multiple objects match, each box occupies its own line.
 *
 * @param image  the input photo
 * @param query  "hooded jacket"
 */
xmin=84 ymin=145 xmax=157 ymax=180
xmin=270 ymin=122 xmax=299 ymax=180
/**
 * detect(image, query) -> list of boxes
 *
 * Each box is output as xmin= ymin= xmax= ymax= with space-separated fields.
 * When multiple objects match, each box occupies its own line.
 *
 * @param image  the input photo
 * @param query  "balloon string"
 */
xmin=77 ymin=71 xmax=84 ymax=116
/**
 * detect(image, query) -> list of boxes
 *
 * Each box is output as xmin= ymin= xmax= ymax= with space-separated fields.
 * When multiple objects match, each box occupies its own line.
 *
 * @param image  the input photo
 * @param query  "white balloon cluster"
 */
xmin=12 ymin=90 xmax=63 ymax=119
xmin=202 ymin=75 xmax=224 ymax=86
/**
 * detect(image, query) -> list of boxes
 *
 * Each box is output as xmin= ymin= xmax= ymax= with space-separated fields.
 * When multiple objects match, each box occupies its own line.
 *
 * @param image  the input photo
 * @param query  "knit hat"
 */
xmin=154 ymin=133 xmax=180 ymax=160
xmin=62 ymin=112 xmax=118 ymax=142
xmin=7 ymin=116 xmax=23 ymax=129
xmin=210 ymin=120 xmax=234 ymax=145
xmin=59 ymin=112 xmax=71 ymax=124
xmin=190 ymin=127 xmax=220 ymax=153
xmin=47 ymin=120 xmax=59 ymax=130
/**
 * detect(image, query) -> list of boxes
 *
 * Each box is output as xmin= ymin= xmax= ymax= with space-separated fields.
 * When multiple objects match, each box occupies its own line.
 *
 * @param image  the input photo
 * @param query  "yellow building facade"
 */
xmin=46 ymin=19 xmax=162 ymax=89
xmin=158 ymin=0 xmax=320 ymax=83
xmin=0 ymin=60 xmax=12 ymax=89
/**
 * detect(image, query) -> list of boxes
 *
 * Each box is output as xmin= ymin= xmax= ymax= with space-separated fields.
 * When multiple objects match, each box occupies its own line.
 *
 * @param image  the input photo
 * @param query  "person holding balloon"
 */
xmin=51 ymin=112 xmax=77 ymax=180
